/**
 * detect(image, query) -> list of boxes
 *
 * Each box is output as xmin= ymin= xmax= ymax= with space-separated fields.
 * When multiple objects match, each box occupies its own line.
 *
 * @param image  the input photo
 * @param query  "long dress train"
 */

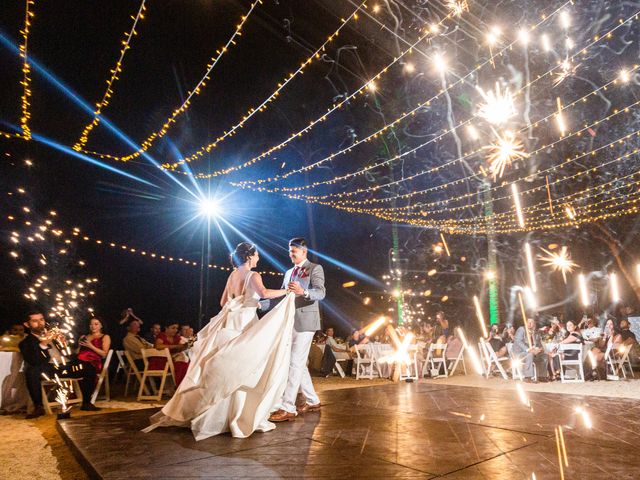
xmin=143 ymin=274 xmax=296 ymax=440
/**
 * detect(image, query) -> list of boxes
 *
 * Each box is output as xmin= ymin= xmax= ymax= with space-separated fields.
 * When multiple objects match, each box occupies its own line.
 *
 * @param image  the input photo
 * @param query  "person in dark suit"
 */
xmin=19 ymin=311 xmax=100 ymax=418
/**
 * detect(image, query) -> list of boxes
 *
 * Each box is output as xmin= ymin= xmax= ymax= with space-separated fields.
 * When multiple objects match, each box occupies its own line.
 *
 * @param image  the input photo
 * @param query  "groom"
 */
xmin=269 ymin=237 xmax=325 ymax=422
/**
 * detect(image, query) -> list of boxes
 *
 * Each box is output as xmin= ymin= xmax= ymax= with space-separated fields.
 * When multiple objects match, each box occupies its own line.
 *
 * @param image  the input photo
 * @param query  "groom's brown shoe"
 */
xmin=269 ymin=409 xmax=297 ymax=422
xmin=297 ymin=402 xmax=321 ymax=414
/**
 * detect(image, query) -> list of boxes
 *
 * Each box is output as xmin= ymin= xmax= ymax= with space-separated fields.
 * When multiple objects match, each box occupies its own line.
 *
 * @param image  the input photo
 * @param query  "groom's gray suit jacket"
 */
xmin=282 ymin=260 xmax=325 ymax=332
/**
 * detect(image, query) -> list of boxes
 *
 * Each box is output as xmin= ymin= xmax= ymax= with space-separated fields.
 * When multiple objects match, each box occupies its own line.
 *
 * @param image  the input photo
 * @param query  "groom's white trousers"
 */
xmin=281 ymin=329 xmax=320 ymax=414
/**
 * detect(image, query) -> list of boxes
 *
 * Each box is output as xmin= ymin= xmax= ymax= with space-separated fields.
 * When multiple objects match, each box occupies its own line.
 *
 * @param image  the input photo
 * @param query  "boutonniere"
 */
xmin=300 ymin=268 xmax=309 ymax=279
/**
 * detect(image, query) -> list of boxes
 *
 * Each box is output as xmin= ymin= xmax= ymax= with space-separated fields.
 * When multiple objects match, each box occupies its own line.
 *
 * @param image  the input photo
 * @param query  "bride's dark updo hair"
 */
xmin=230 ymin=242 xmax=257 ymax=267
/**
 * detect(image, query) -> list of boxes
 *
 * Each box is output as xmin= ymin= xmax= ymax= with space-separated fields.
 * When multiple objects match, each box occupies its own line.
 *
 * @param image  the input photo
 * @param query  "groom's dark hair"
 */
xmin=288 ymin=237 xmax=307 ymax=249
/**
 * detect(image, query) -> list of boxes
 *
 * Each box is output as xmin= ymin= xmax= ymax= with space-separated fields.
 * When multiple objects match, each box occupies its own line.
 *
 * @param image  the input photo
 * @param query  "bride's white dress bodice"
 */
xmin=223 ymin=273 xmax=261 ymax=331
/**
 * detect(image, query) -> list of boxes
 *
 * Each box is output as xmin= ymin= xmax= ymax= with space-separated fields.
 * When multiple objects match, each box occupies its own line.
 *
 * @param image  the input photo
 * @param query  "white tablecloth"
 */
xmin=0 ymin=351 xmax=30 ymax=412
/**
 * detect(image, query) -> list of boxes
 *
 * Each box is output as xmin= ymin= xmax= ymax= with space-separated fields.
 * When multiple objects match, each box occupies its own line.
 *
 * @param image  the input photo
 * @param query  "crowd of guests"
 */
xmin=9 ymin=308 xmax=197 ymax=419
xmin=485 ymin=313 xmax=638 ymax=382
xmin=312 ymin=311 xmax=462 ymax=377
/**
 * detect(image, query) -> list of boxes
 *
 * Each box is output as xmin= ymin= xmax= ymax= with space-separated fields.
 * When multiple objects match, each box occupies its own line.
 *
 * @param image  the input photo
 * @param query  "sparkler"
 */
xmin=476 ymin=83 xmax=516 ymax=126
xmin=364 ymin=316 xmax=388 ymax=337
xmin=539 ymin=246 xmax=578 ymax=283
xmin=575 ymin=406 xmax=593 ymax=429
xmin=484 ymin=130 xmax=528 ymax=180
xmin=541 ymin=34 xmax=551 ymax=52
xmin=545 ymin=176 xmax=554 ymax=214
xmin=456 ymin=327 xmax=484 ymax=375
xmin=565 ymin=204 xmax=576 ymax=220
xmin=473 ymin=295 xmax=488 ymax=338
xmin=517 ymin=291 xmax=533 ymax=349
xmin=578 ymin=273 xmax=590 ymax=307
xmin=610 ymin=272 xmax=620 ymax=303
xmin=511 ymin=183 xmax=525 ymax=228
xmin=524 ymin=242 xmax=537 ymax=292
xmin=439 ymin=232 xmax=450 ymax=256
xmin=516 ymin=383 xmax=531 ymax=408
xmin=556 ymin=97 xmax=567 ymax=136
xmin=524 ymin=286 xmax=537 ymax=310
xmin=466 ymin=124 xmax=479 ymax=140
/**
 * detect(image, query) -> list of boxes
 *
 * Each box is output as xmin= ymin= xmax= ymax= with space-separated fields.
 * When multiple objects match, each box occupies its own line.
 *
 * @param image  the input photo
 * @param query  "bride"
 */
xmin=143 ymin=242 xmax=295 ymax=440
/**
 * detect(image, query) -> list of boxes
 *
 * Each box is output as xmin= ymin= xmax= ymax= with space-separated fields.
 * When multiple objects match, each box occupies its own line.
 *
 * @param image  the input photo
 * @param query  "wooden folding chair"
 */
xmin=480 ymin=340 xmax=510 ymax=380
xmin=558 ymin=344 xmax=585 ymax=383
xmin=41 ymin=377 xmax=83 ymax=414
xmin=354 ymin=344 xmax=376 ymax=380
xmin=114 ymin=350 xmax=127 ymax=381
xmin=421 ymin=343 xmax=448 ymax=378
xmin=123 ymin=350 xmax=149 ymax=397
xmin=90 ymin=349 xmax=113 ymax=403
xmin=138 ymin=348 xmax=175 ymax=401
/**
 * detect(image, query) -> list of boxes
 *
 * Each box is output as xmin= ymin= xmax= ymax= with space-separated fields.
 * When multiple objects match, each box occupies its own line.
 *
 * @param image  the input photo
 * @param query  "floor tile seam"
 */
xmin=152 ymin=435 xmax=316 ymax=468
xmin=427 ymin=440 xmax=543 ymax=478
xmin=308 ymin=435 xmax=438 ymax=476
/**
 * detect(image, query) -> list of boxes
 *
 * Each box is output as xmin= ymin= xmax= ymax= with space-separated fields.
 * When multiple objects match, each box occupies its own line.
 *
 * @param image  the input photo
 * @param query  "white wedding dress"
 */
xmin=143 ymin=273 xmax=296 ymax=440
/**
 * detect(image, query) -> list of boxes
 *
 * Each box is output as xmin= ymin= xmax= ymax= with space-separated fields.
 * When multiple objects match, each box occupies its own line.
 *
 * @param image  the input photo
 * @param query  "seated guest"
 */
xmin=5 ymin=322 xmax=26 ymax=338
xmin=122 ymin=319 xmax=153 ymax=371
xmin=179 ymin=324 xmax=195 ymax=344
xmin=502 ymin=323 xmax=516 ymax=344
xmin=1 ymin=322 xmax=26 ymax=351
xmin=143 ymin=322 xmax=161 ymax=345
xmin=550 ymin=319 xmax=584 ymax=380
xmin=77 ymin=318 xmax=111 ymax=374
xmin=19 ymin=311 xmax=99 ymax=418
xmin=150 ymin=323 xmax=189 ymax=386
xmin=434 ymin=311 xmax=449 ymax=344
xmin=488 ymin=324 xmax=507 ymax=358
xmin=325 ymin=328 xmax=348 ymax=354
xmin=512 ymin=318 xmax=548 ymax=382
xmin=417 ymin=322 xmax=434 ymax=344
xmin=619 ymin=319 xmax=637 ymax=344
xmin=589 ymin=318 xmax=622 ymax=378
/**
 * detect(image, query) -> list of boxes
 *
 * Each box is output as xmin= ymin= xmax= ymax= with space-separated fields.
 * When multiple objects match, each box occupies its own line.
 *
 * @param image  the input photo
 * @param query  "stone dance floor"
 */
xmin=57 ymin=383 xmax=640 ymax=479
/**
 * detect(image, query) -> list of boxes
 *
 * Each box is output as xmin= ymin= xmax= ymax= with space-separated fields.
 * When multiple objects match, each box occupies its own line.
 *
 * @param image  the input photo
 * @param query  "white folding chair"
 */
xmin=354 ymin=344 xmax=376 ymax=380
xmin=607 ymin=343 xmax=634 ymax=379
xmin=557 ymin=344 xmax=585 ymax=383
xmin=332 ymin=349 xmax=351 ymax=378
xmin=138 ymin=348 xmax=175 ymax=401
xmin=114 ymin=350 xmax=127 ymax=380
xmin=375 ymin=344 xmax=395 ymax=378
xmin=422 ymin=343 xmax=448 ymax=378
xmin=41 ymin=378 xmax=83 ymax=414
xmin=480 ymin=340 xmax=509 ymax=380
xmin=446 ymin=342 xmax=467 ymax=376
xmin=506 ymin=342 xmax=537 ymax=381
xmin=123 ymin=350 xmax=149 ymax=397
xmin=399 ymin=346 xmax=419 ymax=381
xmin=90 ymin=349 xmax=113 ymax=403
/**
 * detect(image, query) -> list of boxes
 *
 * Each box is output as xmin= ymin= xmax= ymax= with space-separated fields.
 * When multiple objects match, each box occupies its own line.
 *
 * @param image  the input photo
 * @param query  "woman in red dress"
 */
xmin=77 ymin=318 xmax=111 ymax=374
xmin=149 ymin=323 xmax=189 ymax=386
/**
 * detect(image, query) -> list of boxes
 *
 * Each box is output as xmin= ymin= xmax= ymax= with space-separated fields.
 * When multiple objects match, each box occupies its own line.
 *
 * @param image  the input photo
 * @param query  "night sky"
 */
xmin=2 ymin=0 xmax=640 ymax=337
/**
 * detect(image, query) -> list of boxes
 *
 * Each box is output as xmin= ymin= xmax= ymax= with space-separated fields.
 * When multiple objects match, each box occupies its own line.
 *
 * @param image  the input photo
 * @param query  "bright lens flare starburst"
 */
xmin=476 ymin=83 xmax=516 ymax=126
xmin=483 ymin=130 xmax=528 ymax=180
xmin=539 ymin=246 xmax=578 ymax=283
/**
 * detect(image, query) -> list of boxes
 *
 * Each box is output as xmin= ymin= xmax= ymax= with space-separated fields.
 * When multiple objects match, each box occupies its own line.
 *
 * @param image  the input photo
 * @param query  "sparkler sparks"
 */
xmin=553 ymin=59 xmax=579 ymax=87
xmin=539 ymin=246 xmax=578 ymax=283
xmin=476 ymin=83 xmax=516 ymax=126
xmin=524 ymin=242 xmax=538 ymax=293
xmin=578 ymin=273 xmax=590 ymax=306
xmin=484 ymin=130 xmax=528 ymax=180
xmin=473 ymin=295 xmax=488 ymax=338
xmin=446 ymin=0 xmax=468 ymax=17
xmin=609 ymin=272 xmax=620 ymax=303
xmin=556 ymin=97 xmax=567 ymax=136
xmin=456 ymin=327 xmax=484 ymax=375
xmin=511 ymin=183 xmax=525 ymax=228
